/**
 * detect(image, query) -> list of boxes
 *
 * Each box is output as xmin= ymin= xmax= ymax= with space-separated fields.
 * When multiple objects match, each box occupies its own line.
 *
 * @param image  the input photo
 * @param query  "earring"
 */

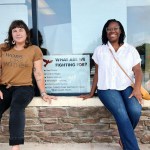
xmin=12 ymin=40 xmax=15 ymax=45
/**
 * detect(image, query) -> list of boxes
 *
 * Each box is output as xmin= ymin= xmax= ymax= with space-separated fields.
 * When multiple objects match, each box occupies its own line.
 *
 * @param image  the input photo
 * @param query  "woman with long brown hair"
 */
xmin=0 ymin=20 xmax=56 ymax=150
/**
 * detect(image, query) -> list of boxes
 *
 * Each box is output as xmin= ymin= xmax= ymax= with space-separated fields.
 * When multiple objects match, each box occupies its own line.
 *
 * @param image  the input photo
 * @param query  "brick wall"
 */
xmin=0 ymin=101 xmax=150 ymax=144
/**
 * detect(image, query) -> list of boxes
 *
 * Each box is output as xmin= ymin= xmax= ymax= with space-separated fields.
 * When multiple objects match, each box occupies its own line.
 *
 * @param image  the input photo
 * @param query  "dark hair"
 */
xmin=30 ymin=29 xmax=43 ymax=47
xmin=3 ymin=20 xmax=31 ymax=51
xmin=29 ymin=29 xmax=47 ymax=55
xmin=102 ymin=19 xmax=125 ymax=45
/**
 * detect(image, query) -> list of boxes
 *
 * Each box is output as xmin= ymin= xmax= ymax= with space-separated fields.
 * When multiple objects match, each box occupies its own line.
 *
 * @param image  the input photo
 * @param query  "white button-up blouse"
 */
xmin=92 ymin=42 xmax=141 ymax=90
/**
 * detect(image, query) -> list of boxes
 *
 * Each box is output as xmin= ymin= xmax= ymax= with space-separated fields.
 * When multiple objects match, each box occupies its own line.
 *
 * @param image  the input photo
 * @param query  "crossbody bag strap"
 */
xmin=108 ymin=48 xmax=134 ymax=84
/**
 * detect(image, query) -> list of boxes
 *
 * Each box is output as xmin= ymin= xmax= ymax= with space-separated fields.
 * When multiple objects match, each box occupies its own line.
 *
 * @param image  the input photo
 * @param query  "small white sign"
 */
xmin=43 ymin=55 xmax=90 ymax=94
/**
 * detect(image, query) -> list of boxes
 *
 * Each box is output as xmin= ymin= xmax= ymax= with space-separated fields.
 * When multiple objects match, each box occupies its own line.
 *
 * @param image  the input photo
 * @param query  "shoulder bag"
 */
xmin=109 ymin=48 xmax=150 ymax=100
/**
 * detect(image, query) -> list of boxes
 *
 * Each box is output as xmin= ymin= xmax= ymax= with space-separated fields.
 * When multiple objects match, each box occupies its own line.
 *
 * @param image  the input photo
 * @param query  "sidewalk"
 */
xmin=0 ymin=143 xmax=150 ymax=150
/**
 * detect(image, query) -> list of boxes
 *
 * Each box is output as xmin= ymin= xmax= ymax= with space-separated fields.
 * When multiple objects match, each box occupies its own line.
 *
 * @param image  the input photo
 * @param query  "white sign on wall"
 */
xmin=43 ymin=55 xmax=90 ymax=94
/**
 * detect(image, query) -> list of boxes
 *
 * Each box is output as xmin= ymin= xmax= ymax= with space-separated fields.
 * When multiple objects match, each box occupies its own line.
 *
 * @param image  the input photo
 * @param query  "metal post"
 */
xmin=31 ymin=0 xmax=39 ymax=45
xmin=31 ymin=0 xmax=40 ymax=96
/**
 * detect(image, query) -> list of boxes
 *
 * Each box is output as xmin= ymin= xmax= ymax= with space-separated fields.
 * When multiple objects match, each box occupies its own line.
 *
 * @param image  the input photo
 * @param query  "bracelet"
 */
xmin=41 ymin=92 xmax=47 ymax=97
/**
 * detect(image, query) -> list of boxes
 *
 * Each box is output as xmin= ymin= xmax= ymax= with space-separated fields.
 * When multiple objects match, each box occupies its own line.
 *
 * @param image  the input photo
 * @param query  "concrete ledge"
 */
xmin=28 ymin=96 xmax=150 ymax=107
xmin=1 ymin=97 xmax=150 ymax=144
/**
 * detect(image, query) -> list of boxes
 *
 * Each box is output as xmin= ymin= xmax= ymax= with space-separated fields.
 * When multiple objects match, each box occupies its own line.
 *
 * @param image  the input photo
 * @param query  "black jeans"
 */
xmin=0 ymin=85 xmax=34 ymax=145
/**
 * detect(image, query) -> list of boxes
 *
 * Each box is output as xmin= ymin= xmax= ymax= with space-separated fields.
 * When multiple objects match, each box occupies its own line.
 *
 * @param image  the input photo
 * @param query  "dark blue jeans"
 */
xmin=0 ymin=85 xmax=34 ymax=145
xmin=97 ymin=86 xmax=142 ymax=150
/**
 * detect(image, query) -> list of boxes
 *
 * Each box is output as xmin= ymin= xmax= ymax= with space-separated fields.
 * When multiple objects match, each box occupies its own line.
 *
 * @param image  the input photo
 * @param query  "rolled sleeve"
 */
xmin=34 ymin=46 xmax=43 ymax=61
xmin=132 ymin=47 xmax=141 ymax=67
xmin=92 ymin=46 xmax=100 ymax=65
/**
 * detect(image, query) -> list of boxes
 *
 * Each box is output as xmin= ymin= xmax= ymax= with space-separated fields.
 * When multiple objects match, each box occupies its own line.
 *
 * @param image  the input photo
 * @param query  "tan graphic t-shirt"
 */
xmin=0 ymin=44 xmax=43 ymax=86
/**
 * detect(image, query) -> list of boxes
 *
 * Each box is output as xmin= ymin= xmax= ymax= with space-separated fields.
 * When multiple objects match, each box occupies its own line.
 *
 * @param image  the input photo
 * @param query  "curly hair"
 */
xmin=102 ymin=19 xmax=126 ymax=45
xmin=2 ymin=20 xmax=31 ymax=51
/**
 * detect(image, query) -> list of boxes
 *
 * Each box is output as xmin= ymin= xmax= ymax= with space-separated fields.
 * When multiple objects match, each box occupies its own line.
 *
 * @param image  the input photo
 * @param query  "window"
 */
xmin=0 ymin=0 xmax=150 ymax=95
xmin=127 ymin=1 xmax=150 ymax=91
xmin=0 ymin=0 xmax=32 ymax=43
xmin=36 ymin=0 xmax=150 ymax=95
xmin=37 ymin=0 xmax=127 ymax=95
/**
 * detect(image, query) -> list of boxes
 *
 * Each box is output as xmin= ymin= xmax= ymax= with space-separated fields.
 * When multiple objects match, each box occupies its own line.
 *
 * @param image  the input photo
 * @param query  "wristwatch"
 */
xmin=41 ymin=92 xmax=47 ymax=97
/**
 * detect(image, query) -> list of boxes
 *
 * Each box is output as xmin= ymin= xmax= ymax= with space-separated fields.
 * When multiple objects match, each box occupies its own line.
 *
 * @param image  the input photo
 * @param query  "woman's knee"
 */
xmin=128 ymin=97 xmax=142 ymax=116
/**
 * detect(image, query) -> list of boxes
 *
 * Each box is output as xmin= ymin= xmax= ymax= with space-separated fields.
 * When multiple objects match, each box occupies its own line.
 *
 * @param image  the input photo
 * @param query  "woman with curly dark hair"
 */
xmin=0 ymin=20 xmax=56 ymax=150
xmin=79 ymin=19 xmax=142 ymax=150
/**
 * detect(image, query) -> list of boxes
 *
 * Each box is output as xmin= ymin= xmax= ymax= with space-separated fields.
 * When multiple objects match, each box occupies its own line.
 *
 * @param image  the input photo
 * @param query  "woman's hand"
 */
xmin=129 ymin=88 xmax=143 ymax=105
xmin=78 ymin=93 xmax=93 ymax=100
xmin=0 ymin=90 xmax=3 ymax=100
xmin=41 ymin=93 xmax=57 ymax=104
xmin=131 ymin=63 xmax=143 ymax=104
